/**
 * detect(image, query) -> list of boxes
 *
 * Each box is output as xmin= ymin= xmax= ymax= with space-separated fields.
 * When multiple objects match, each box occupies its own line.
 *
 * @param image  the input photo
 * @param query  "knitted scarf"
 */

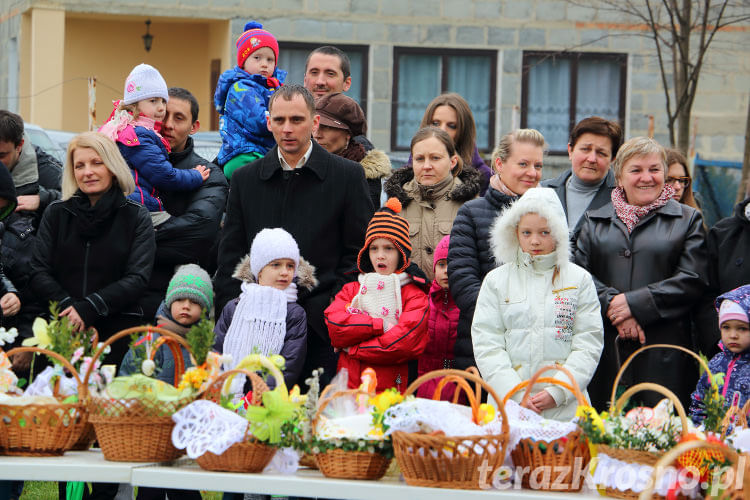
xmin=339 ymin=141 xmax=367 ymax=163
xmin=611 ymin=183 xmax=675 ymax=233
xmin=222 ymin=282 xmax=288 ymax=368
xmin=348 ymin=273 xmax=411 ymax=332
xmin=489 ymin=174 xmax=520 ymax=197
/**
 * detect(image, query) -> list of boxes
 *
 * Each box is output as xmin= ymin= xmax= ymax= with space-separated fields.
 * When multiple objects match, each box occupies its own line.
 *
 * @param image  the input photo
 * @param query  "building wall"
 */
xmin=1 ymin=0 xmax=747 ymax=161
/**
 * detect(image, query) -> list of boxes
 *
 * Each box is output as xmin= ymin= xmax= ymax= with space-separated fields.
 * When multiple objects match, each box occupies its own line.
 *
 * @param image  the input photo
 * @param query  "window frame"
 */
xmin=391 ymin=46 xmax=498 ymax=153
xmin=521 ymin=51 xmax=627 ymax=155
xmin=278 ymin=41 xmax=369 ymax=113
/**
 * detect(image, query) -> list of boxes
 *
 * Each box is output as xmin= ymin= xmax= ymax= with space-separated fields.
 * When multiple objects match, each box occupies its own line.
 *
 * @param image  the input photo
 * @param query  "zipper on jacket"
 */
xmin=82 ymin=241 xmax=91 ymax=297
xmin=723 ymin=356 xmax=738 ymax=398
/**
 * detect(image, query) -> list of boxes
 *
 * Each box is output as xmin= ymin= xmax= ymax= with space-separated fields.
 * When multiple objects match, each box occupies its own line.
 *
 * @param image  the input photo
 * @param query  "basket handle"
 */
xmin=637 ymin=440 xmax=740 ymax=500
xmin=433 ymin=366 xmax=482 ymax=404
xmin=612 ymin=382 xmax=690 ymax=439
xmin=503 ymin=364 xmax=589 ymax=408
xmin=610 ymin=343 xmax=711 ymax=408
xmin=200 ymin=368 xmax=269 ymax=406
xmin=312 ymin=388 xmax=373 ymax=435
xmin=233 ymin=354 xmax=287 ymax=394
xmin=149 ymin=336 xmax=187 ymax=386
xmin=82 ymin=326 xmax=196 ymax=389
xmin=5 ymin=346 xmax=84 ymax=396
xmin=403 ymin=368 xmax=510 ymax=435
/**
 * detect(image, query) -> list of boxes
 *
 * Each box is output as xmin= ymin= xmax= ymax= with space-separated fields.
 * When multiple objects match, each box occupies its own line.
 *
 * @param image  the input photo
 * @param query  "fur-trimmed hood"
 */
xmin=490 ymin=187 xmax=570 ymax=269
xmin=360 ymin=149 xmax=392 ymax=180
xmin=232 ymin=255 xmax=318 ymax=291
xmin=384 ymin=164 xmax=481 ymax=208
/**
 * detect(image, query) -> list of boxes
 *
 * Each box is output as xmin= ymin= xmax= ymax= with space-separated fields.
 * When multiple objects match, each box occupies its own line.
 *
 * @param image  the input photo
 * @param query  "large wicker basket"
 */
xmin=195 ymin=368 xmax=276 ymax=472
xmin=391 ymin=368 xmax=510 ymax=489
xmin=312 ymin=387 xmax=391 ymax=480
xmin=502 ymin=364 xmax=591 ymax=492
xmin=84 ymin=326 xmax=197 ymax=462
xmin=0 ymin=347 xmax=87 ymax=456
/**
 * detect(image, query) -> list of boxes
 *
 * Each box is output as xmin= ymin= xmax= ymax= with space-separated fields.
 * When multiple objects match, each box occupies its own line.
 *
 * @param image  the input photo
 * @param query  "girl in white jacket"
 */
xmin=472 ymin=187 xmax=603 ymax=421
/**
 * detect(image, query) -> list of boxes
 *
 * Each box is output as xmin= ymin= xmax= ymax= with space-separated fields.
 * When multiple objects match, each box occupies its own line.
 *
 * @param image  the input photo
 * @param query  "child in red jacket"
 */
xmin=417 ymin=235 xmax=461 ymax=400
xmin=325 ymin=198 xmax=429 ymax=393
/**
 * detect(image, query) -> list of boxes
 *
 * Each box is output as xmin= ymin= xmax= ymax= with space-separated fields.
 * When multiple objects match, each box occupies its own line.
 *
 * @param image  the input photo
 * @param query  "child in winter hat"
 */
xmin=214 ymin=21 xmax=287 ymax=179
xmin=99 ymin=63 xmax=209 ymax=226
xmin=690 ymin=284 xmax=750 ymax=425
xmin=214 ymin=228 xmax=316 ymax=388
xmin=325 ymin=198 xmax=429 ymax=393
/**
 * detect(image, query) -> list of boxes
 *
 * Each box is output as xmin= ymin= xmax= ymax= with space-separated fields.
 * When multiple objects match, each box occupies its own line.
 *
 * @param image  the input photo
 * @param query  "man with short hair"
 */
xmin=138 ymin=87 xmax=228 ymax=318
xmin=0 ymin=110 xmax=61 ymax=220
xmin=215 ymin=84 xmax=373 ymax=384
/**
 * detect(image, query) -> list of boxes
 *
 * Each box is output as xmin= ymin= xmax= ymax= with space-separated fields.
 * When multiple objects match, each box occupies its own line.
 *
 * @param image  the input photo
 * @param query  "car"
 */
xmin=45 ymin=129 xmax=77 ymax=157
xmin=23 ymin=123 xmax=67 ymax=163
xmin=191 ymin=131 xmax=222 ymax=163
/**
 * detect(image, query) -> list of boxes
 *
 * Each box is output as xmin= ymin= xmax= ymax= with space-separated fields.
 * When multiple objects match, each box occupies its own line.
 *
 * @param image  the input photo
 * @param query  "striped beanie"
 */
xmin=357 ymin=198 xmax=412 ymax=273
xmin=236 ymin=21 xmax=279 ymax=68
xmin=165 ymin=264 xmax=214 ymax=312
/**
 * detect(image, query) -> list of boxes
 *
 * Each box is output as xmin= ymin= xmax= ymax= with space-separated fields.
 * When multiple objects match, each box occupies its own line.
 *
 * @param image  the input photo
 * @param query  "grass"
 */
xmin=19 ymin=482 xmax=222 ymax=499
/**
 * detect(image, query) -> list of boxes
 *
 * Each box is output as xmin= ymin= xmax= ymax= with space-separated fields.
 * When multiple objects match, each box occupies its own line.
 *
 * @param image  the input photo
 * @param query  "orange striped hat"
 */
xmin=357 ymin=198 xmax=412 ymax=273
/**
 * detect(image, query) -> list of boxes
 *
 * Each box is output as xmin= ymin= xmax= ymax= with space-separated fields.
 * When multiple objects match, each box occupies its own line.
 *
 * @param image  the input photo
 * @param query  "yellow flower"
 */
xmin=370 ymin=389 xmax=403 ymax=414
xmin=22 ymin=318 xmax=52 ymax=349
xmin=576 ymin=405 xmax=604 ymax=433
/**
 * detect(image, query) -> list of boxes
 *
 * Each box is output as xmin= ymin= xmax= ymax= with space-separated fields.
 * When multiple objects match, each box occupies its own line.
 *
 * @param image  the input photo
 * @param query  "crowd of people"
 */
xmin=1 ymin=20 xmax=749 ymax=500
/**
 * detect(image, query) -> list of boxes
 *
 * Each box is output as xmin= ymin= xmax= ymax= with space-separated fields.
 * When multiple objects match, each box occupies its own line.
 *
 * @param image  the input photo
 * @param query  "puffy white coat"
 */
xmin=471 ymin=188 xmax=603 ymax=421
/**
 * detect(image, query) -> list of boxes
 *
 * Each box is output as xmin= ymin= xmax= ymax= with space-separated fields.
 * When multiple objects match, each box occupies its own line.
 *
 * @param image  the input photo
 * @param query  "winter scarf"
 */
xmin=339 ymin=141 xmax=367 ymax=163
xmin=413 ymin=174 xmax=454 ymax=202
xmin=68 ymin=185 xmax=125 ymax=240
xmin=348 ymin=273 xmax=412 ymax=332
xmin=611 ymin=183 xmax=675 ymax=233
xmin=489 ymin=174 xmax=520 ymax=197
xmin=99 ymin=105 xmax=171 ymax=152
xmin=222 ymin=282 xmax=288 ymax=367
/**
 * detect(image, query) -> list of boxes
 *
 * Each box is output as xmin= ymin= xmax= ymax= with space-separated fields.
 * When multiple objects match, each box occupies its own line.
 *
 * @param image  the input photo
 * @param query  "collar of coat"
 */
xmin=259 ymin=141 xmax=330 ymax=181
xmin=384 ymin=164 xmax=481 ymax=208
xmin=544 ymin=168 xmax=617 ymax=190
xmin=587 ymin=197 xmax=685 ymax=221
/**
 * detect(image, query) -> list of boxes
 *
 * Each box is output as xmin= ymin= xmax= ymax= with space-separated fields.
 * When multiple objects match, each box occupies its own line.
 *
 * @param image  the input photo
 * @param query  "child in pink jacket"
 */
xmin=417 ymin=235 xmax=461 ymax=400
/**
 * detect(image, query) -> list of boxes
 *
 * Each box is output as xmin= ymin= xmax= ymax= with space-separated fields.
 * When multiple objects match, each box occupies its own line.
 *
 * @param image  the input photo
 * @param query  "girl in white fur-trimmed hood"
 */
xmin=471 ymin=187 xmax=604 ymax=420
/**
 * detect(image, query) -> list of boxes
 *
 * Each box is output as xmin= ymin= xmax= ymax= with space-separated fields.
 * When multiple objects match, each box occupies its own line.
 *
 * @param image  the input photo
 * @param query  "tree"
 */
xmin=570 ymin=1 xmax=749 ymax=154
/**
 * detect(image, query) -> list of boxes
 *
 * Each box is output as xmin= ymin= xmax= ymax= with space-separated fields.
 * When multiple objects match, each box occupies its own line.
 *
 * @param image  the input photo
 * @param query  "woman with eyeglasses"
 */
xmin=666 ymin=148 xmax=700 ymax=210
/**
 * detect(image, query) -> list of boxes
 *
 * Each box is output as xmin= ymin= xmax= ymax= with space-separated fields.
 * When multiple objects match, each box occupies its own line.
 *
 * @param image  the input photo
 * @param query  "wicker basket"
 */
xmin=502 ymin=364 xmax=591 ymax=492
xmin=195 ymin=368 xmax=275 ymax=472
xmin=721 ymin=398 xmax=750 ymax=438
xmin=84 ymin=326 xmax=197 ymax=462
xmin=0 ymin=347 xmax=87 ymax=456
xmin=391 ymin=368 xmax=510 ymax=489
xmin=312 ymin=387 xmax=391 ymax=480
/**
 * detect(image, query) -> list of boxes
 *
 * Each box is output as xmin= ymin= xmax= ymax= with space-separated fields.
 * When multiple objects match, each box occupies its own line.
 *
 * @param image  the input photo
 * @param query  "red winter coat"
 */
xmin=325 ymin=280 xmax=429 ymax=393
xmin=417 ymin=280 xmax=460 ymax=400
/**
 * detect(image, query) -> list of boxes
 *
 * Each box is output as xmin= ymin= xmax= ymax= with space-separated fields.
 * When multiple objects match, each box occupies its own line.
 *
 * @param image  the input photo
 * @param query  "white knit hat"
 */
xmin=122 ymin=63 xmax=169 ymax=105
xmin=250 ymin=228 xmax=300 ymax=278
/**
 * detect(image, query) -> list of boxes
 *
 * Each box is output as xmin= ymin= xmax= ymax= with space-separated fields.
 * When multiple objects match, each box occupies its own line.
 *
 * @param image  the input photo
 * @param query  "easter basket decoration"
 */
xmin=390 ymin=368 xmax=510 ymax=489
xmin=502 ymin=364 xmax=591 ymax=492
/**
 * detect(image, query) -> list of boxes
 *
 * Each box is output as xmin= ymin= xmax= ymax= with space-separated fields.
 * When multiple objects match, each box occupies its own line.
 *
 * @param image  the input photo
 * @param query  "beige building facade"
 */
xmin=1 ymin=0 xmax=748 ymax=161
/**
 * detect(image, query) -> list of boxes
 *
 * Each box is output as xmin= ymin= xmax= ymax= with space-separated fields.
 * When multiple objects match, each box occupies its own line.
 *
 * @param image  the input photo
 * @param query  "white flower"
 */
xmin=0 ymin=327 xmax=18 ymax=346
xmin=70 ymin=347 xmax=84 ymax=364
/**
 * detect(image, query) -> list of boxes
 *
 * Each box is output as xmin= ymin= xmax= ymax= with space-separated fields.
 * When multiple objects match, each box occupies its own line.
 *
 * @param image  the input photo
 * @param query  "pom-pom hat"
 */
xmin=357 ymin=198 xmax=412 ymax=273
xmin=165 ymin=264 xmax=213 ymax=312
xmin=122 ymin=63 xmax=169 ymax=106
xmin=236 ymin=21 xmax=279 ymax=69
xmin=250 ymin=228 xmax=300 ymax=278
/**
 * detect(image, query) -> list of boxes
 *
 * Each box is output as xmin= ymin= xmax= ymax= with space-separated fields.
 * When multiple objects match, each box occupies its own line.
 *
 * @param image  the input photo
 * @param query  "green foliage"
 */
xmin=186 ymin=313 xmax=215 ymax=366
xmin=698 ymin=353 xmax=727 ymax=434
xmin=309 ymin=436 xmax=394 ymax=459
xmin=45 ymin=301 xmax=98 ymax=367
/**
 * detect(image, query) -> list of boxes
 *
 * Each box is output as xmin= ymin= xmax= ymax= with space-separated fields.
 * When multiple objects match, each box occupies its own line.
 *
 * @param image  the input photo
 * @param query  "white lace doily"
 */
xmin=594 ymin=452 xmax=701 ymax=498
xmin=24 ymin=366 xmax=78 ymax=397
xmin=504 ymin=399 xmax=579 ymax=451
xmin=171 ymin=400 xmax=248 ymax=459
xmin=727 ymin=427 xmax=750 ymax=453
xmin=384 ymin=398 xmax=505 ymax=437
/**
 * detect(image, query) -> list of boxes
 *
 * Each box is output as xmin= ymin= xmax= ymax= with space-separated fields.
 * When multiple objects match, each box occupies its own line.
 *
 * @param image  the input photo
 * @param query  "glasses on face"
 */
xmin=666 ymin=176 xmax=690 ymax=187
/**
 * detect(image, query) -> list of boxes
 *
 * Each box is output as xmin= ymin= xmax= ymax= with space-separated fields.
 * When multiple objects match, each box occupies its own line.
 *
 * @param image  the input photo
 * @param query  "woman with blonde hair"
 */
xmin=416 ymin=93 xmax=493 ymax=194
xmin=31 ymin=131 xmax=155 ymax=367
xmin=449 ymin=128 xmax=546 ymax=372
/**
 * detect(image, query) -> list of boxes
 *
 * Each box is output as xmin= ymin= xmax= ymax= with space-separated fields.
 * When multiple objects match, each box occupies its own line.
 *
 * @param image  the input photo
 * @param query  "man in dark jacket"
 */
xmin=215 ymin=84 xmax=373 ymax=386
xmin=139 ymin=88 xmax=228 ymax=319
xmin=0 ymin=110 xmax=62 ymax=223
xmin=541 ymin=116 xmax=622 ymax=244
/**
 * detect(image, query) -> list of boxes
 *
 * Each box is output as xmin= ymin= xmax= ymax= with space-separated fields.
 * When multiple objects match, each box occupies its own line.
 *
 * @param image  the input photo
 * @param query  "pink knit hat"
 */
xmin=719 ymin=299 xmax=749 ymax=326
xmin=433 ymin=235 xmax=450 ymax=272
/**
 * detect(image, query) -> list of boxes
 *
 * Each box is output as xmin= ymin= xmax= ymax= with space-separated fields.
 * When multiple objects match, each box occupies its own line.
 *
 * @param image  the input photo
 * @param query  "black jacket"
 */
xmin=448 ymin=187 xmax=517 ymax=371
xmin=0 ymin=165 xmax=18 ymax=301
xmin=140 ymin=137 xmax=228 ymax=318
xmin=541 ymin=168 xmax=616 ymax=244
xmin=215 ymin=141 xmax=374 ymax=341
xmin=30 ymin=192 xmax=156 ymax=328
xmin=574 ymin=199 xmax=708 ymax=410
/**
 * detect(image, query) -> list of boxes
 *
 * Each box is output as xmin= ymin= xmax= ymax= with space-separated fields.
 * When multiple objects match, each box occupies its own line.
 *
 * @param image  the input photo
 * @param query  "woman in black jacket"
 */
xmin=30 ymin=131 xmax=156 ymax=367
xmin=448 ymin=129 xmax=546 ymax=371
xmin=575 ymin=137 xmax=708 ymax=411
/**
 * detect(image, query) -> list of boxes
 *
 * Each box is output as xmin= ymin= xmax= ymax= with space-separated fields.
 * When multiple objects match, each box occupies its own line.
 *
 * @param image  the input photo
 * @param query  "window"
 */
xmin=391 ymin=47 xmax=497 ymax=152
xmin=277 ymin=42 xmax=369 ymax=111
xmin=521 ymin=51 xmax=627 ymax=153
